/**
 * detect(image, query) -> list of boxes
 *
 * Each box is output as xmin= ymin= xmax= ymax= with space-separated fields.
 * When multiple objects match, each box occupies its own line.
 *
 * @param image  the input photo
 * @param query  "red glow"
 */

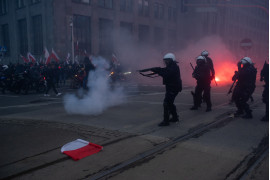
xmin=214 ymin=61 xmax=237 ymax=85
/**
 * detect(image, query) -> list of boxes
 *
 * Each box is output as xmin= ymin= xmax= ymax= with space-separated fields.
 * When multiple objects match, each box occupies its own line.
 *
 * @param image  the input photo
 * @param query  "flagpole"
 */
xmin=70 ymin=17 xmax=75 ymax=64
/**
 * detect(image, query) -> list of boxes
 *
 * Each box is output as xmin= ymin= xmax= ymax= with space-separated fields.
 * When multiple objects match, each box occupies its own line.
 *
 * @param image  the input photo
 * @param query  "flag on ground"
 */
xmin=61 ymin=139 xmax=103 ymax=161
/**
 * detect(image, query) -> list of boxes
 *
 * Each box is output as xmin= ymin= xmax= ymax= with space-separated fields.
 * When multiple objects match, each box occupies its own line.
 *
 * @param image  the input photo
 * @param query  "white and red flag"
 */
xmin=20 ymin=54 xmax=29 ymax=63
xmin=27 ymin=52 xmax=36 ymax=63
xmin=61 ymin=139 xmax=103 ymax=161
xmin=112 ymin=53 xmax=119 ymax=63
xmin=51 ymin=48 xmax=60 ymax=62
xmin=84 ymin=49 xmax=88 ymax=56
xmin=66 ymin=53 xmax=71 ymax=64
xmin=44 ymin=47 xmax=51 ymax=65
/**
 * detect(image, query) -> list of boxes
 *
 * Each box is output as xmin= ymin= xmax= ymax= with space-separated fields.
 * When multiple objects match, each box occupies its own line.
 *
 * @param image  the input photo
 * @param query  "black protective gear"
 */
xmin=153 ymin=61 xmax=182 ymax=125
xmin=191 ymin=62 xmax=212 ymax=111
xmin=260 ymin=62 xmax=269 ymax=121
xmin=232 ymin=63 xmax=257 ymax=118
xmin=205 ymin=56 xmax=215 ymax=78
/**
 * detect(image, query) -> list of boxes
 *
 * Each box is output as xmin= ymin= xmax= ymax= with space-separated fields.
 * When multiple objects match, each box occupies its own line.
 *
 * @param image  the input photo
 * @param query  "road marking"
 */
xmin=0 ymin=95 xmax=20 ymax=98
xmin=128 ymin=100 xmax=193 ymax=106
xmin=0 ymin=102 xmax=61 ymax=109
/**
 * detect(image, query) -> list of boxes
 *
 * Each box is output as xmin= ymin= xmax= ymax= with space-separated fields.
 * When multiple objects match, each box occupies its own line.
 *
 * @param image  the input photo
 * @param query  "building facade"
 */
xmin=0 ymin=0 xmax=179 ymax=63
xmin=0 ymin=0 xmax=268 ymax=64
xmin=178 ymin=0 xmax=269 ymax=63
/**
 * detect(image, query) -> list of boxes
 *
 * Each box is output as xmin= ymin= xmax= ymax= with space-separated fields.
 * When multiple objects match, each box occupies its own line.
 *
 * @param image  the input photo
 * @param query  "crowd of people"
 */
xmin=0 ymin=56 xmax=99 ymax=95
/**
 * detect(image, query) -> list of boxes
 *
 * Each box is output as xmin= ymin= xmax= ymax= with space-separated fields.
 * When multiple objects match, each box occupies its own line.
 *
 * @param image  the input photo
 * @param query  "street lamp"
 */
xmin=69 ymin=17 xmax=75 ymax=64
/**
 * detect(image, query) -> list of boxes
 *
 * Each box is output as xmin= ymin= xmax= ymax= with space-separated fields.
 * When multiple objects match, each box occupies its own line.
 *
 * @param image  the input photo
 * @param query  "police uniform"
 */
xmin=191 ymin=56 xmax=212 ymax=112
xmin=260 ymin=62 xmax=269 ymax=121
xmin=152 ymin=53 xmax=182 ymax=126
xmin=232 ymin=57 xmax=257 ymax=118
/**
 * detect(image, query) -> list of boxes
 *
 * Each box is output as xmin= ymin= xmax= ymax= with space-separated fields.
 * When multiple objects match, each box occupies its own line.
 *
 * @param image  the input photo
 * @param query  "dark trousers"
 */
xmin=262 ymin=85 xmax=269 ymax=118
xmin=163 ymin=91 xmax=178 ymax=122
xmin=233 ymin=87 xmax=251 ymax=114
xmin=45 ymin=80 xmax=58 ymax=94
xmin=193 ymin=84 xmax=212 ymax=108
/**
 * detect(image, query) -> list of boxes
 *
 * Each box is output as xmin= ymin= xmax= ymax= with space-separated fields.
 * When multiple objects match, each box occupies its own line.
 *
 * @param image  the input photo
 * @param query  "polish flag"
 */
xmin=61 ymin=139 xmax=103 ymax=161
xmin=27 ymin=52 xmax=36 ymax=63
xmin=20 ymin=54 xmax=29 ymax=63
xmin=66 ymin=53 xmax=71 ymax=64
xmin=112 ymin=53 xmax=119 ymax=63
xmin=44 ymin=47 xmax=51 ymax=65
xmin=51 ymin=48 xmax=60 ymax=62
xmin=84 ymin=49 xmax=88 ymax=56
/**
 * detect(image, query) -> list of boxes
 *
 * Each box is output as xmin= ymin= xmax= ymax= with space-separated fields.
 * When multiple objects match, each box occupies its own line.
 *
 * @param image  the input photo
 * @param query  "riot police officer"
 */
xmin=260 ymin=61 xmax=269 ymax=121
xmin=232 ymin=57 xmax=257 ymax=118
xmin=190 ymin=56 xmax=212 ymax=112
xmin=201 ymin=50 xmax=215 ymax=80
xmin=152 ymin=53 xmax=182 ymax=126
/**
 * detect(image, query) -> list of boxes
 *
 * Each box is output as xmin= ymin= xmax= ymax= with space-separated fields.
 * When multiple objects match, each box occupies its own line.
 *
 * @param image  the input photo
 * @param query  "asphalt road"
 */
xmin=0 ymin=82 xmax=268 ymax=180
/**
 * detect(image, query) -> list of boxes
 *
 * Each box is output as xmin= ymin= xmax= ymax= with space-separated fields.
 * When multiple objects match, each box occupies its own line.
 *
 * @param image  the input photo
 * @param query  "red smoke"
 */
xmin=214 ymin=61 xmax=237 ymax=85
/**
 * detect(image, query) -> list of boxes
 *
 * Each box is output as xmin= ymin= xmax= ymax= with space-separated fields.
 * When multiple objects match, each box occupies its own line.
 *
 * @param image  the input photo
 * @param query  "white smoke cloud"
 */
xmin=63 ymin=57 xmax=126 ymax=115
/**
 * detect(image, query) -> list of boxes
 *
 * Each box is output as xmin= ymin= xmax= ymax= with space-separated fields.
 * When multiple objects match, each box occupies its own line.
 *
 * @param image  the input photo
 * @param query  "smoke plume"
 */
xmin=63 ymin=57 xmax=126 ymax=115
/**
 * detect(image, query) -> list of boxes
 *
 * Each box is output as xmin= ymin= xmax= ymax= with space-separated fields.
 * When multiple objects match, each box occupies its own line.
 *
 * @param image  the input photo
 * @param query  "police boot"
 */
xmin=205 ymin=107 xmax=212 ymax=112
xmin=158 ymin=121 xmax=170 ymax=126
xmin=261 ymin=115 xmax=269 ymax=122
xmin=242 ymin=110 xmax=253 ymax=119
xmin=169 ymin=115 xmax=179 ymax=122
xmin=159 ymin=105 xmax=170 ymax=126
xmin=234 ymin=110 xmax=244 ymax=117
xmin=190 ymin=106 xmax=198 ymax=110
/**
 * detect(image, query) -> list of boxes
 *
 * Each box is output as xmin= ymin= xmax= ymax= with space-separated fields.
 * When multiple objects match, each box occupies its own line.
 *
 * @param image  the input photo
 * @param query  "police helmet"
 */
xmin=163 ymin=53 xmax=176 ymax=61
xmin=197 ymin=56 xmax=206 ymax=63
xmin=201 ymin=50 xmax=209 ymax=56
xmin=241 ymin=57 xmax=252 ymax=64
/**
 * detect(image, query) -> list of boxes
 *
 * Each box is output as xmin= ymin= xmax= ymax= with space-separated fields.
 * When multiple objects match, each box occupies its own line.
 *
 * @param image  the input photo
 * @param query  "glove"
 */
xmin=151 ymin=67 xmax=161 ymax=73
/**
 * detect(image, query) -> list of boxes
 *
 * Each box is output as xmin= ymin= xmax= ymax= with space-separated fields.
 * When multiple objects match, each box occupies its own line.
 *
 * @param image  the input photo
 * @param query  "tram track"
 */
xmin=0 ymin=100 xmax=266 ymax=180
xmin=82 ymin=100 xmax=267 ymax=180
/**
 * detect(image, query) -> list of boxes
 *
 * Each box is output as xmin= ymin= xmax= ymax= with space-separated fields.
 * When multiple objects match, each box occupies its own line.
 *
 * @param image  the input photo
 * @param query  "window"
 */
xmin=168 ymin=7 xmax=172 ymax=20
xmin=73 ymin=15 xmax=92 ymax=55
xmin=99 ymin=18 xmax=113 ymax=55
xmin=154 ymin=3 xmax=158 ymax=18
xmin=32 ymin=15 xmax=43 ymax=55
xmin=98 ymin=0 xmax=113 ymax=9
xmin=172 ymin=8 xmax=177 ymax=22
xmin=30 ymin=0 xmax=41 ymax=4
xmin=120 ymin=0 xmax=133 ymax=12
xmin=154 ymin=3 xmax=164 ymax=19
xmin=159 ymin=4 xmax=164 ymax=19
xmin=72 ymin=0 xmax=90 ymax=4
xmin=17 ymin=19 xmax=28 ymax=55
xmin=120 ymin=21 xmax=133 ymax=34
xmin=138 ymin=24 xmax=150 ymax=43
xmin=138 ymin=0 xmax=149 ymax=17
xmin=16 ymin=0 xmax=26 ymax=9
xmin=181 ymin=0 xmax=187 ymax=13
xmin=168 ymin=29 xmax=176 ymax=48
xmin=1 ymin=24 xmax=10 ymax=56
xmin=154 ymin=27 xmax=163 ymax=44
xmin=0 ymin=0 xmax=8 ymax=15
